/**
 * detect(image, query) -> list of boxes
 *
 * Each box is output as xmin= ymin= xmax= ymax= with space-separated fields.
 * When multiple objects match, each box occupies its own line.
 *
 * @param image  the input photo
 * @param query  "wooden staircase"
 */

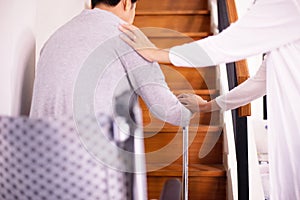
xmin=134 ymin=0 xmax=226 ymax=199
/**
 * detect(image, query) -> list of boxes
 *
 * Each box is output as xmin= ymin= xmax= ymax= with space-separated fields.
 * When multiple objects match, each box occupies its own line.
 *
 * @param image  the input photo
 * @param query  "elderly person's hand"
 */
xmin=178 ymin=93 xmax=206 ymax=113
xmin=178 ymin=93 xmax=221 ymax=113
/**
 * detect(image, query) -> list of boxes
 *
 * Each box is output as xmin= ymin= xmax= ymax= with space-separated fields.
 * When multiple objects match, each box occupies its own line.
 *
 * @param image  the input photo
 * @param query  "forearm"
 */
xmin=125 ymin=61 xmax=191 ymax=126
xmin=215 ymin=61 xmax=266 ymax=111
xmin=199 ymin=99 xmax=221 ymax=112
xmin=149 ymin=48 xmax=171 ymax=64
xmin=169 ymin=42 xmax=215 ymax=67
xmin=139 ymin=85 xmax=192 ymax=126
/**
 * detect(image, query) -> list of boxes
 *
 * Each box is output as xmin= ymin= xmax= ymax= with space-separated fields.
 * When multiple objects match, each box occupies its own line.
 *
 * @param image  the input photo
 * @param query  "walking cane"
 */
xmin=182 ymin=126 xmax=189 ymax=200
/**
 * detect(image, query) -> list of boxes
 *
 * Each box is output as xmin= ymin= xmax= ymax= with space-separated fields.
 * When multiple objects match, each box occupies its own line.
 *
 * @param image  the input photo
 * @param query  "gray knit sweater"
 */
xmin=30 ymin=8 xmax=191 ymax=200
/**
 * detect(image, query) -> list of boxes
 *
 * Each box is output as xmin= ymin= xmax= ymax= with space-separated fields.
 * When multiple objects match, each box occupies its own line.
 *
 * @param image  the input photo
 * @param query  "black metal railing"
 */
xmin=217 ymin=0 xmax=249 ymax=199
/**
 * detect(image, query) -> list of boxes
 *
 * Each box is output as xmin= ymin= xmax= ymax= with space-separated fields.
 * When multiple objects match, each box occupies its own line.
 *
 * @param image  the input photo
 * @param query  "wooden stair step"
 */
xmin=147 ymin=164 xmax=226 ymax=200
xmin=148 ymin=34 xmax=211 ymax=46
xmin=136 ymin=10 xmax=210 ymax=16
xmin=172 ymin=89 xmax=219 ymax=98
xmin=140 ymin=28 xmax=211 ymax=39
xmin=147 ymin=164 xmax=226 ymax=177
xmin=184 ymin=32 xmax=211 ymax=38
xmin=142 ymin=111 xmax=221 ymax=126
xmin=135 ymin=1 xmax=226 ymax=199
xmin=160 ymin=65 xmax=218 ymax=90
xmin=144 ymin=125 xmax=223 ymax=165
xmin=147 ymin=176 xmax=226 ymax=200
xmin=141 ymin=30 xmax=211 ymax=48
xmin=144 ymin=124 xmax=222 ymax=133
xmin=134 ymin=14 xmax=210 ymax=33
xmin=143 ymin=31 xmax=211 ymax=38
xmin=147 ymin=35 xmax=209 ymax=49
xmin=137 ymin=0 xmax=208 ymax=11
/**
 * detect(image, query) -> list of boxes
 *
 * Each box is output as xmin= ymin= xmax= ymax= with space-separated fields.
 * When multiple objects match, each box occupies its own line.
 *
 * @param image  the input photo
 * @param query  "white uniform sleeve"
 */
xmin=169 ymin=0 xmax=300 ymax=67
xmin=215 ymin=58 xmax=267 ymax=111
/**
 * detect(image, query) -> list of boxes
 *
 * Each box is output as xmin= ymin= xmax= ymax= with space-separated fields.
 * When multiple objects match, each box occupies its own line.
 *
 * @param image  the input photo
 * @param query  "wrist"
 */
xmin=211 ymin=99 xmax=221 ymax=111
xmin=148 ymin=48 xmax=159 ymax=62
xmin=148 ymin=48 xmax=170 ymax=64
xmin=199 ymin=101 xmax=210 ymax=112
xmin=199 ymin=100 xmax=220 ymax=112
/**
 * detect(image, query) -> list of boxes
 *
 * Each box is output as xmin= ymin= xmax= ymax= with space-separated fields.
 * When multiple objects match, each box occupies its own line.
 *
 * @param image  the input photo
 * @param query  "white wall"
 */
xmin=0 ymin=0 xmax=87 ymax=116
xmin=0 ymin=0 xmax=36 ymax=116
xmin=36 ymin=0 xmax=86 ymax=59
xmin=0 ymin=1 xmax=13 ymax=115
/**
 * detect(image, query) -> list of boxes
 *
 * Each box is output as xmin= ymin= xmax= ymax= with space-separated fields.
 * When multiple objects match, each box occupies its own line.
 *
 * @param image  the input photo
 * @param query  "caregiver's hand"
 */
xmin=119 ymin=24 xmax=170 ymax=63
xmin=178 ymin=93 xmax=221 ymax=113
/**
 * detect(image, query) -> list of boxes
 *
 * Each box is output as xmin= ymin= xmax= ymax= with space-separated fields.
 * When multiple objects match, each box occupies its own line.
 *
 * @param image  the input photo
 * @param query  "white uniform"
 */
xmin=169 ymin=0 xmax=300 ymax=199
xmin=216 ymin=58 xmax=266 ymax=112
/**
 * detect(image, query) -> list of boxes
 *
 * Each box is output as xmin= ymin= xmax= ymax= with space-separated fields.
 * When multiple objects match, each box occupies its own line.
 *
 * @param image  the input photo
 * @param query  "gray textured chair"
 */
xmin=0 ymin=115 xmax=181 ymax=200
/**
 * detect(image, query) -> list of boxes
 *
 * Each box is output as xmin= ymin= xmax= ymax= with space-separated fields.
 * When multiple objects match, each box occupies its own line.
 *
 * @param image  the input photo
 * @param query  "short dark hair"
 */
xmin=92 ymin=0 xmax=137 ymax=8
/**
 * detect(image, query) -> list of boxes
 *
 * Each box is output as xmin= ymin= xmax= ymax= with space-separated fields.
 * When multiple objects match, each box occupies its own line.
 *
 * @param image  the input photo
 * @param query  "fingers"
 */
xmin=177 ymin=94 xmax=185 ymax=99
xmin=119 ymin=24 xmax=140 ymax=40
xmin=178 ymin=96 xmax=191 ymax=106
xmin=180 ymin=101 xmax=189 ymax=107
xmin=119 ymin=33 xmax=136 ymax=47
xmin=177 ymin=93 xmax=195 ymax=100
xmin=179 ymin=98 xmax=188 ymax=105
xmin=119 ymin=26 xmax=137 ymax=41
xmin=178 ymin=94 xmax=193 ymax=106
xmin=178 ymin=93 xmax=190 ymax=98
xmin=120 ymin=23 xmax=138 ymax=32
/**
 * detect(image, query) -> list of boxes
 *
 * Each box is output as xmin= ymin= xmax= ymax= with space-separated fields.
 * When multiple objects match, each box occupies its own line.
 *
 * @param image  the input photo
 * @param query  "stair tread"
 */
xmin=134 ymin=13 xmax=211 ymax=33
xmin=147 ymin=163 xmax=226 ymax=177
xmin=141 ymin=90 xmax=218 ymax=108
xmin=136 ymin=10 xmax=210 ymax=15
xmin=135 ymin=2 xmax=226 ymax=198
xmin=144 ymin=125 xmax=222 ymax=133
xmin=143 ymin=31 xmax=211 ymax=38
xmin=172 ymin=89 xmax=218 ymax=95
xmin=136 ymin=0 xmax=208 ymax=12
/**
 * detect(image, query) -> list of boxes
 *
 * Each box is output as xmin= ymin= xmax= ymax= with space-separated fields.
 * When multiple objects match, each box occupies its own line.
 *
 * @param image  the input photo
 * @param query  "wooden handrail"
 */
xmin=226 ymin=0 xmax=251 ymax=117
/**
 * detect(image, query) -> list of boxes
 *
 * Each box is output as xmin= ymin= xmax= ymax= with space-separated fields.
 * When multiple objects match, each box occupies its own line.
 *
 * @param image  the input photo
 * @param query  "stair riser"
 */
xmin=161 ymin=65 xmax=217 ymax=90
xmin=147 ymin=37 xmax=205 ymax=49
xmin=136 ymin=0 xmax=208 ymax=11
xmin=145 ymin=131 xmax=223 ymax=164
xmin=147 ymin=176 xmax=226 ymax=200
xmin=142 ymin=111 xmax=221 ymax=126
xmin=134 ymin=15 xmax=210 ymax=33
xmin=134 ymin=1 xmax=226 ymax=199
